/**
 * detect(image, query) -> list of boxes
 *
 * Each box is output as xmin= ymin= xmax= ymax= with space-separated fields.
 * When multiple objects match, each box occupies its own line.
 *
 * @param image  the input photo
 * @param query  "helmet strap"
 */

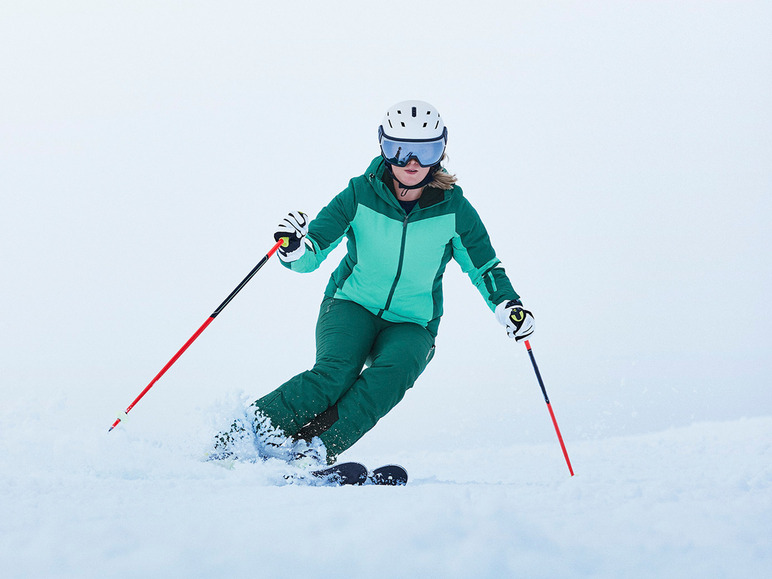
xmin=385 ymin=162 xmax=440 ymax=193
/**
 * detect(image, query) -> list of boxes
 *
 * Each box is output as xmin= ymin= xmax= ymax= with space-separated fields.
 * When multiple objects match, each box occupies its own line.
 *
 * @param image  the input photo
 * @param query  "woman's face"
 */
xmin=391 ymin=159 xmax=431 ymax=188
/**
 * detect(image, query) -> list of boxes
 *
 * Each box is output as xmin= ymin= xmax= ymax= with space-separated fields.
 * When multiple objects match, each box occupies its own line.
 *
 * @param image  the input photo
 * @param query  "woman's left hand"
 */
xmin=495 ymin=300 xmax=535 ymax=341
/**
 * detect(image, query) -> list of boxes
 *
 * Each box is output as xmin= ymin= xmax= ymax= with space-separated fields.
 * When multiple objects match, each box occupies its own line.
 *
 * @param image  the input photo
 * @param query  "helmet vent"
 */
xmin=380 ymin=100 xmax=445 ymax=142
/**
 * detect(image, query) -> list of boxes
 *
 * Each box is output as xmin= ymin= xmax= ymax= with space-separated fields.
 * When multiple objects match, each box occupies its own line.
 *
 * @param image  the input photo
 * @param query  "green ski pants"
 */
xmin=251 ymin=297 xmax=435 ymax=462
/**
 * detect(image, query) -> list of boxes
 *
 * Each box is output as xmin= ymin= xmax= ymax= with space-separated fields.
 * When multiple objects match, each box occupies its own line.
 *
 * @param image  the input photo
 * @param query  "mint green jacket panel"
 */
xmin=281 ymin=157 xmax=519 ymax=334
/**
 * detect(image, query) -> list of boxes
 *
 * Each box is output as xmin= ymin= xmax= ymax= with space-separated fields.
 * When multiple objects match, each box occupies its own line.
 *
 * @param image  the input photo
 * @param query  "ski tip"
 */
xmin=369 ymin=464 xmax=408 ymax=486
xmin=311 ymin=462 xmax=368 ymax=486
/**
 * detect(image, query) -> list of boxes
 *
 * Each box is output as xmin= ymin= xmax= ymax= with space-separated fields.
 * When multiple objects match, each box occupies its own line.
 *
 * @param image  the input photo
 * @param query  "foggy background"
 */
xmin=1 ymin=0 xmax=769 ymax=449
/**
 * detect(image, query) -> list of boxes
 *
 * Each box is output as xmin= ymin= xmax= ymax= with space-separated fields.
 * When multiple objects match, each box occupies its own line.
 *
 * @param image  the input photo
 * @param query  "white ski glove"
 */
xmin=274 ymin=211 xmax=309 ymax=262
xmin=495 ymin=300 xmax=535 ymax=341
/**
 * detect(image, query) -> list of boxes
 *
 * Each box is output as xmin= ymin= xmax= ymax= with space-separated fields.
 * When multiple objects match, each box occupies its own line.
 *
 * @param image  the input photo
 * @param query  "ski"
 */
xmin=207 ymin=456 xmax=409 ymax=487
xmin=369 ymin=464 xmax=408 ymax=486
xmin=310 ymin=462 xmax=409 ymax=486
xmin=311 ymin=462 xmax=368 ymax=486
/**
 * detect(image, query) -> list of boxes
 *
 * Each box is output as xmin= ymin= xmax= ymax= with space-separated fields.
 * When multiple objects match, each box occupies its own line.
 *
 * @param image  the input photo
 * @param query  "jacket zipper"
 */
xmin=369 ymin=168 xmax=449 ymax=319
xmin=380 ymin=214 xmax=410 ymax=316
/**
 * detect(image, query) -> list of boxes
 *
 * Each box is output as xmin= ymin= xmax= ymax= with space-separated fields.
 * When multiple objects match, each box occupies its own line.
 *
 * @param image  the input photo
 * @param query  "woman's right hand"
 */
xmin=274 ymin=211 xmax=309 ymax=262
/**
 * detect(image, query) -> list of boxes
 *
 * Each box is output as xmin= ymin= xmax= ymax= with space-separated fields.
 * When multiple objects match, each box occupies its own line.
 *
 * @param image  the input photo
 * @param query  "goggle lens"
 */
xmin=379 ymin=128 xmax=447 ymax=167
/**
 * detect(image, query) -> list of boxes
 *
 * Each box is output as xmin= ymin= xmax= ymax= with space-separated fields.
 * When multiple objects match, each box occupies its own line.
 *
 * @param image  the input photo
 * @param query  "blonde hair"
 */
xmin=429 ymin=154 xmax=457 ymax=190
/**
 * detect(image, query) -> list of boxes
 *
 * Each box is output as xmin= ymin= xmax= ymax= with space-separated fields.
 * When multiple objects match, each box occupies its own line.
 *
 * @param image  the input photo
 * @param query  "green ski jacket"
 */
xmin=282 ymin=157 xmax=520 ymax=336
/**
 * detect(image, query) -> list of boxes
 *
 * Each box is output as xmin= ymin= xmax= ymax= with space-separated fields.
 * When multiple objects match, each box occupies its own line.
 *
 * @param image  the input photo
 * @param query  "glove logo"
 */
xmin=510 ymin=310 xmax=525 ymax=323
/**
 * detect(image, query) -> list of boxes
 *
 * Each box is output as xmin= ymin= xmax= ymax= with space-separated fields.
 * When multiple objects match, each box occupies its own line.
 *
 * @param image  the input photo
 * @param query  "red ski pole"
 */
xmin=523 ymin=340 xmax=574 ymax=476
xmin=108 ymin=238 xmax=285 ymax=432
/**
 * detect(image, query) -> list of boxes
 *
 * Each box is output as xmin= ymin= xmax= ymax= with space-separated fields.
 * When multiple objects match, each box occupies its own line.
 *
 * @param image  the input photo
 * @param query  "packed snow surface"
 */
xmin=1 ymin=395 xmax=770 ymax=578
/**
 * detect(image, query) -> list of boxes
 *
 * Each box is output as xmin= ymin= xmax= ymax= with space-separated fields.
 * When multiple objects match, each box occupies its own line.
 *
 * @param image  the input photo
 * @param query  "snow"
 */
xmin=2 ymin=395 xmax=770 ymax=577
xmin=1 ymin=1 xmax=771 ymax=577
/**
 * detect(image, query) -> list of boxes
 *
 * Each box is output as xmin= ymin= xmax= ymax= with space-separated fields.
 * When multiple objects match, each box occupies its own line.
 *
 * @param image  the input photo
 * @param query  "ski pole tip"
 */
xmin=108 ymin=411 xmax=128 ymax=432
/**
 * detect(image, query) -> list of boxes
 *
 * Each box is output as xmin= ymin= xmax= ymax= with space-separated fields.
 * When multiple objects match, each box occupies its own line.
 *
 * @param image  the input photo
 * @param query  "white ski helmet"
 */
xmin=379 ymin=100 xmax=448 ymax=167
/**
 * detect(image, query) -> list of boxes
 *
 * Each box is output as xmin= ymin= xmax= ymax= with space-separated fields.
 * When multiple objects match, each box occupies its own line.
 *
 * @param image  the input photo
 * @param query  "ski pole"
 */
xmin=523 ymin=339 xmax=575 ymax=476
xmin=108 ymin=238 xmax=285 ymax=432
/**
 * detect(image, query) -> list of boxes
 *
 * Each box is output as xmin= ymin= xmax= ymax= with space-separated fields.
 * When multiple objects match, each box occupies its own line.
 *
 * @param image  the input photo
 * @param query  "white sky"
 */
xmin=1 ymin=1 xmax=770 ymax=438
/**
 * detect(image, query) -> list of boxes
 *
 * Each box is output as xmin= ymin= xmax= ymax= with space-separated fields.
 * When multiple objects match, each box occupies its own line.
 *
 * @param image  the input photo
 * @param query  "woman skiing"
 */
xmin=212 ymin=100 xmax=534 ymax=466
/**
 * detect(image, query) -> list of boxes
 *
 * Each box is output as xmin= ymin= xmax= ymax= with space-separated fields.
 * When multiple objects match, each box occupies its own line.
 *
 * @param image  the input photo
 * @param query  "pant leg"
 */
xmin=318 ymin=320 xmax=435 ymax=459
xmin=251 ymin=297 xmax=379 ymax=436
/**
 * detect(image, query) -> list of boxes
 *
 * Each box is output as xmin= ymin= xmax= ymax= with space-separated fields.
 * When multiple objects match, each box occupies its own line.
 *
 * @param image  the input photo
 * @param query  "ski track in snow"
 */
xmin=0 ymin=398 xmax=769 ymax=578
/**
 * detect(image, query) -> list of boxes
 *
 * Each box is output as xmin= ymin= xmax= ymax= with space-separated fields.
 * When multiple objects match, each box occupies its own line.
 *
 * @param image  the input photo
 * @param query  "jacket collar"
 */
xmin=376 ymin=159 xmax=447 ymax=209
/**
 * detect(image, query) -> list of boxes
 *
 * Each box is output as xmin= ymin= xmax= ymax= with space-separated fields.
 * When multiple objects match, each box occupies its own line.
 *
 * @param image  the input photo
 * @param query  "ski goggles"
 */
xmin=378 ymin=126 xmax=448 ymax=167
